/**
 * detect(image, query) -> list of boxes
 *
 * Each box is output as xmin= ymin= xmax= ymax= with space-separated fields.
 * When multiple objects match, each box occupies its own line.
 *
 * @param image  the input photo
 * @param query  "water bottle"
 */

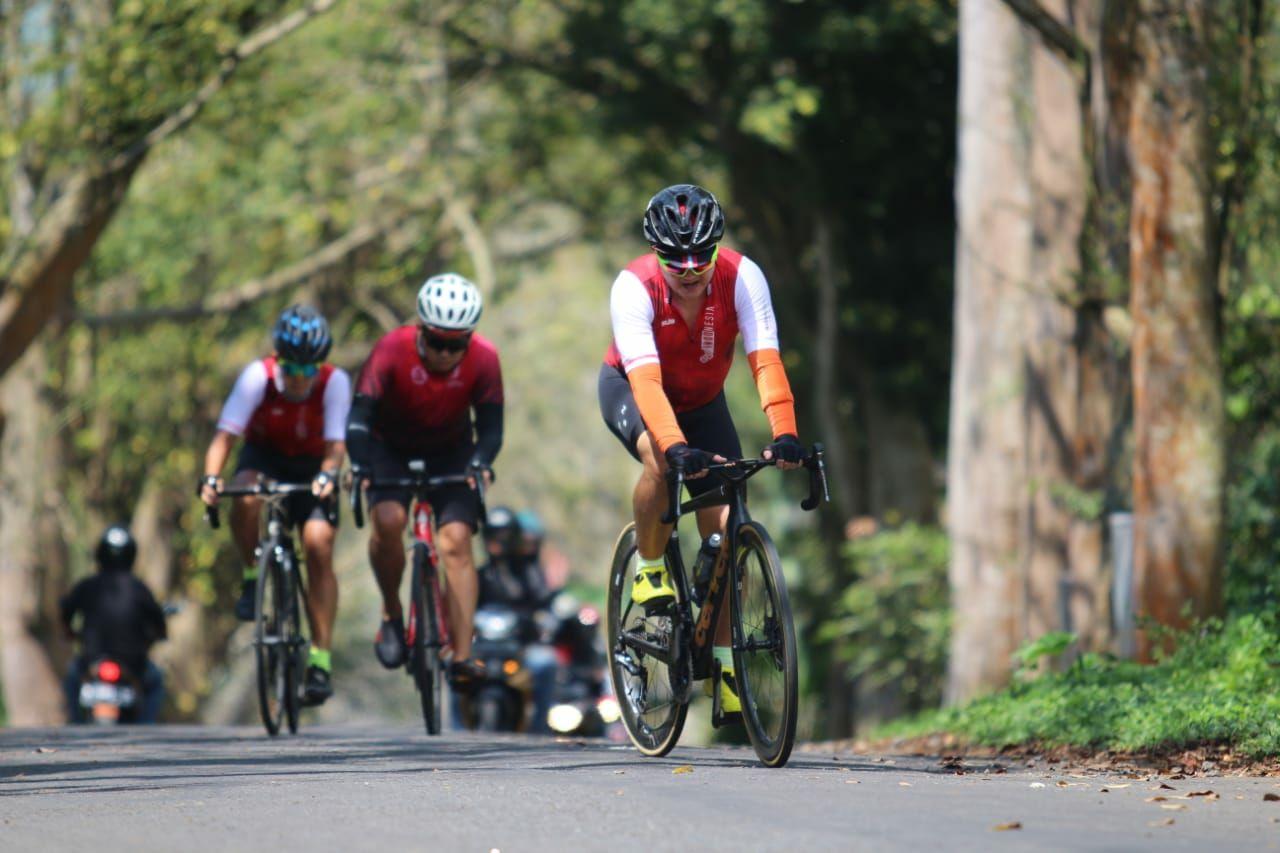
xmin=691 ymin=533 xmax=723 ymax=606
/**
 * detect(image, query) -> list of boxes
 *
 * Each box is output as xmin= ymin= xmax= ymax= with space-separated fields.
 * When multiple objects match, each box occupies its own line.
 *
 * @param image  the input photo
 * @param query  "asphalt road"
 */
xmin=3 ymin=726 xmax=1280 ymax=851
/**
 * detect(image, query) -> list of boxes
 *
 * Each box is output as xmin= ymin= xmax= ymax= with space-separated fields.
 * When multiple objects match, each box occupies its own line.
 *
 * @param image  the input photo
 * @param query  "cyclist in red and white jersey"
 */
xmin=199 ymin=305 xmax=350 ymax=706
xmin=345 ymin=273 xmax=503 ymax=690
xmin=599 ymin=184 xmax=804 ymax=715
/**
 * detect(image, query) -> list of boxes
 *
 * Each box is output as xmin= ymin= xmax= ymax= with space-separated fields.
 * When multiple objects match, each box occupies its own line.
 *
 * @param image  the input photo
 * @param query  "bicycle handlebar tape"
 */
xmin=801 ymin=443 xmax=829 ymax=512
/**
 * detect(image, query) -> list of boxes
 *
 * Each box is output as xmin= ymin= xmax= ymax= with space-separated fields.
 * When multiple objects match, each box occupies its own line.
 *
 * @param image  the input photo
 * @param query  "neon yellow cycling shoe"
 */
xmin=719 ymin=669 xmax=741 ymax=715
xmin=632 ymin=566 xmax=675 ymax=607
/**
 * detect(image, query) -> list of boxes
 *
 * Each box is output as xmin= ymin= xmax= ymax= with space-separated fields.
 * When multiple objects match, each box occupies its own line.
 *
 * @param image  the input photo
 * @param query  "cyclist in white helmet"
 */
xmin=346 ymin=273 xmax=504 ymax=689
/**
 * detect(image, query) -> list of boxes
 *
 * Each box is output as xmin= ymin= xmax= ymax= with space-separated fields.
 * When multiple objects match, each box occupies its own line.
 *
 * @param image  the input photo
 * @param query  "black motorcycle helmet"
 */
xmin=484 ymin=505 xmax=523 ymax=555
xmin=95 ymin=525 xmax=137 ymax=572
xmin=642 ymin=184 xmax=725 ymax=255
xmin=272 ymin=304 xmax=333 ymax=364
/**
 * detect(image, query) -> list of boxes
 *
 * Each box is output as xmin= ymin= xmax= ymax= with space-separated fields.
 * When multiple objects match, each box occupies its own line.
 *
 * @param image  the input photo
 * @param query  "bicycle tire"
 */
xmin=606 ymin=523 xmax=689 ymax=757
xmin=254 ymin=542 xmax=286 ymax=737
xmin=730 ymin=522 xmax=798 ymax=768
xmin=281 ymin=549 xmax=302 ymax=735
xmin=410 ymin=544 xmax=443 ymax=735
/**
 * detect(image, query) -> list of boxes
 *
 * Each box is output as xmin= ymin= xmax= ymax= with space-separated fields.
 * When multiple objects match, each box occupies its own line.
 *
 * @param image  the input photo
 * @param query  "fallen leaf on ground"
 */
xmin=1106 ymin=783 xmax=1131 ymax=789
xmin=899 ymin=782 xmax=912 ymax=787
xmin=33 ymin=748 xmax=56 ymax=754
xmin=613 ymin=770 xmax=625 ymax=775
xmin=1184 ymin=790 xmax=1218 ymax=800
xmin=1156 ymin=783 xmax=1176 ymax=790
xmin=1099 ymin=788 xmax=1110 ymax=793
xmin=1265 ymin=793 xmax=1280 ymax=802
xmin=844 ymin=780 xmax=861 ymax=785
xmin=992 ymin=822 xmax=1022 ymax=832
xmin=1029 ymin=782 xmax=1046 ymax=789
xmin=672 ymin=765 xmax=694 ymax=775
xmin=1160 ymin=804 xmax=1187 ymax=812
xmin=1148 ymin=818 xmax=1176 ymax=828
xmin=1146 ymin=796 xmax=1168 ymax=803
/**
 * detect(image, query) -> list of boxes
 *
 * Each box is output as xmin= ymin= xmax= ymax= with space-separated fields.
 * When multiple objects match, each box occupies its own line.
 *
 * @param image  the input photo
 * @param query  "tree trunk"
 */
xmin=0 ymin=343 xmax=69 ymax=725
xmin=948 ymin=0 xmax=1107 ymax=702
xmin=1128 ymin=0 xmax=1223 ymax=656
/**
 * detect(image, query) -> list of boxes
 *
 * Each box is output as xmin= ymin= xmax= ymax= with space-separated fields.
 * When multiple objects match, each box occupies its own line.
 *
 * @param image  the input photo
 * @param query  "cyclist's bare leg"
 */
xmin=437 ymin=520 xmax=477 ymax=661
xmin=633 ymin=432 xmax=674 ymax=560
xmin=228 ymin=469 xmax=262 ymax=568
xmin=301 ymin=518 xmax=337 ymax=650
xmin=369 ymin=500 xmax=408 ymax=621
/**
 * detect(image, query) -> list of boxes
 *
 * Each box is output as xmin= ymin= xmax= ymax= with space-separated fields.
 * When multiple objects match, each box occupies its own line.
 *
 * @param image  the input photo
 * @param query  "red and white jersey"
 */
xmin=354 ymin=326 xmax=503 ymax=456
xmin=217 ymin=357 xmax=351 ymax=458
xmin=604 ymin=247 xmax=780 ymax=412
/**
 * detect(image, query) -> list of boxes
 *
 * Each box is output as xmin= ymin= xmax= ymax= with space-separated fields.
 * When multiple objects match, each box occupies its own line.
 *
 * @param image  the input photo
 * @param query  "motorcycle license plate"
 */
xmin=79 ymin=683 xmax=135 ymax=707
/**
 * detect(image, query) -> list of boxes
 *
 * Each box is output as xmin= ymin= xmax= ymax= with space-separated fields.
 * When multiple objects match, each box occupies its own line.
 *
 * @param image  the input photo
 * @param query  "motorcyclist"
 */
xmin=60 ymin=525 xmax=167 ymax=723
xmin=474 ymin=506 xmax=557 ymax=732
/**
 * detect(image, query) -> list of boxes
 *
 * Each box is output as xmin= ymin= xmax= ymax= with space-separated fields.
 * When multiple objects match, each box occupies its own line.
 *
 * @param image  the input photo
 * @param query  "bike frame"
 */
xmin=408 ymin=497 xmax=451 ymax=650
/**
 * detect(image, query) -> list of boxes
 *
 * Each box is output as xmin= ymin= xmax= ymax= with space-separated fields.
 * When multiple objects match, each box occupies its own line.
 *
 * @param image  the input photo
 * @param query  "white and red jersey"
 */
xmin=216 ymin=357 xmax=351 ymax=458
xmin=604 ymin=247 xmax=780 ymax=412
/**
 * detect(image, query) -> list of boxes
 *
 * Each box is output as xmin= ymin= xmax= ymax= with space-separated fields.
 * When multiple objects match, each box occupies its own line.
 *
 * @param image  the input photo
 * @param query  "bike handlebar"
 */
xmin=348 ymin=468 xmax=487 ymax=531
xmin=660 ymin=443 xmax=830 ymax=525
xmin=203 ymin=481 xmax=319 ymax=530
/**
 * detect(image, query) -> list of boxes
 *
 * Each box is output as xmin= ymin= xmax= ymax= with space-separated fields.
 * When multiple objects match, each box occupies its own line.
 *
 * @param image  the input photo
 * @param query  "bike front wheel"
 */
xmin=730 ymin=522 xmax=798 ymax=768
xmin=606 ymin=523 xmax=689 ymax=757
xmin=280 ymin=549 xmax=302 ymax=735
xmin=254 ymin=543 xmax=287 ymax=737
xmin=409 ymin=544 xmax=443 ymax=735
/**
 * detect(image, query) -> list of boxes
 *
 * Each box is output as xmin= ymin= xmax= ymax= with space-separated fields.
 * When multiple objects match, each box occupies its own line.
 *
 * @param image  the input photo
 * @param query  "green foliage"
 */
xmin=1012 ymin=631 xmax=1076 ymax=669
xmin=818 ymin=524 xmax=949 ymax=712
xmin=883 ymin=616 xmax=1280 ymax=757
xmin=1224 ymin=429 xmax=1280 ymax=616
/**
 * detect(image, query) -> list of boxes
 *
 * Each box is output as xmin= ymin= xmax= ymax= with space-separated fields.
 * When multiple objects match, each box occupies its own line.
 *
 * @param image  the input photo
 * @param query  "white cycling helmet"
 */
xmin=416 ymin=273 xmax=483 ymax=332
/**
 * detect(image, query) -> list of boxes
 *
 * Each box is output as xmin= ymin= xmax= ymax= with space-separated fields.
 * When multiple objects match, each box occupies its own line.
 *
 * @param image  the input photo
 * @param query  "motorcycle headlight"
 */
xmin=548 ymin=703 xmax=584 ymax=733
xmin=474 ymin=607 xmax=519 ymax=640
xmin=597 ymin=696 xmax=621 ymax=724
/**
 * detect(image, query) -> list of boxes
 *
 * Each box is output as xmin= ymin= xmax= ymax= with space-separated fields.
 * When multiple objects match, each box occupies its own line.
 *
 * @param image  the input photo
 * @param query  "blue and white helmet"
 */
xmin=272 ymin=305 xmax=332 ymax=364
xmin=416 ymin=273 xmax=483 ymax=332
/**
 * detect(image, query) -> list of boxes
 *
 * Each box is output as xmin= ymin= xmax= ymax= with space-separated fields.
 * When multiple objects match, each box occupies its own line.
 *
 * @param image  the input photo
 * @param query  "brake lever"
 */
xmin=660 ymin=467 xmax=685 ymax=525
xmin=205 ymin=504 xmax=221 ymax=530
xmin=801 ymin=442 xmax=830 ymax=512
xmin=349 ymin=469 xmax=366 ymax=529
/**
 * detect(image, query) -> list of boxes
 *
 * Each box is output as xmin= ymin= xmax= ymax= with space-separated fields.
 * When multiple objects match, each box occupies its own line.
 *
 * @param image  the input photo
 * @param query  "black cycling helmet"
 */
xmin=484 ymin=505 xmax=523 ymax=552
xmin=95 ymin=525 xmax=137 ymax=572
xmin=642 ymin=184 xmax=725 ymax=255
xmin=272 ymin=305 xmax=332 ymax=365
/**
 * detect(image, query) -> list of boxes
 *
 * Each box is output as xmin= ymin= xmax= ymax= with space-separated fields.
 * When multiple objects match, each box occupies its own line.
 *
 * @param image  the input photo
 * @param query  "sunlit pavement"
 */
xmin=2 ymin=726 xmax=1278 ymax=851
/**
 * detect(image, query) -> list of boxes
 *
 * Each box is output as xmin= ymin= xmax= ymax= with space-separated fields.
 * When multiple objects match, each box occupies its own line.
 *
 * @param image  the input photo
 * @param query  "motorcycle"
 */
xmin=543 ymin=599 xmax=623 ymax=737
xmin=458 ymin=603 xmax=532 ymax=732
xmin=77 ymin=657 xmax=141 ymax=725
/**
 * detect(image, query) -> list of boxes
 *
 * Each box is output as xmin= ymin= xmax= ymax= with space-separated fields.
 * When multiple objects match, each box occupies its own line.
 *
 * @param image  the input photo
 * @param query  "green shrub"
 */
xmin=883 ymin=615 xmax=1280 ymax=756
xmin=818 ymin=523 xmax=949 ymax=713
xmin=1225 ymin=429 xmax=1280 ymax=615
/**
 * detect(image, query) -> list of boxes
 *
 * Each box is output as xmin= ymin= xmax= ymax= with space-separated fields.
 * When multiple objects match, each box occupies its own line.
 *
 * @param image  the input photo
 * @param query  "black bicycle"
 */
xmin=607 ymin=444 xmax=828 ymax=768
xmin=351 ymin=462 xmax=485 ymax=735
xmin=206 ymin=480 xmax=316 ymax=736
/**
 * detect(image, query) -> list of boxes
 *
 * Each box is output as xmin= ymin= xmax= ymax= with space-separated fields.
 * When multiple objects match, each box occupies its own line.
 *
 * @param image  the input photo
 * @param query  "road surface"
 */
xmin=3 ymin=726 xmax=1279 ymax=851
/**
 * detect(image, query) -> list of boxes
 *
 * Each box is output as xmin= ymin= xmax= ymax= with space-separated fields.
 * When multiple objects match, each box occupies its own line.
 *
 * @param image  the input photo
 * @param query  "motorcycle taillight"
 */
xmin=97 ymin=660 xmax=122 ymax=683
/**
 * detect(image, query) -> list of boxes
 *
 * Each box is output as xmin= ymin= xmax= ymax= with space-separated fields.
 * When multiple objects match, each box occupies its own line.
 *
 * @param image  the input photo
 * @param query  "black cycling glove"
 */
xmin=765 ymin=433 xmax=805 ymax=464
xmin=665 ymin=443 xmax=713 ymax=476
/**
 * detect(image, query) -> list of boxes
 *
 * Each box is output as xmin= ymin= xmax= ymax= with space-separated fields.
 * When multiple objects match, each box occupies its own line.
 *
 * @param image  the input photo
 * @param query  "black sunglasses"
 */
xmin=419 ymin=327 xmax=472 ymax=354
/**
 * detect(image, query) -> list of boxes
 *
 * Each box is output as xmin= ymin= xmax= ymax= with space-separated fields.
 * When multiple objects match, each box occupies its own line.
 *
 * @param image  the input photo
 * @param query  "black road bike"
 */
xmin=207 ymin=480 xmax=319 ymax=736
xmin=351 ymin=462 xmax=485 ymax=735
xmin=607 ymin=445 xmax=828 ymax=768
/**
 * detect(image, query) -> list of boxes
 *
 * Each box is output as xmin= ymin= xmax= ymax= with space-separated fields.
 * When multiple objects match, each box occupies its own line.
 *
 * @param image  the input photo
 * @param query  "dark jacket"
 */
xmin=60 ymin=572 xmax=166 ymax=679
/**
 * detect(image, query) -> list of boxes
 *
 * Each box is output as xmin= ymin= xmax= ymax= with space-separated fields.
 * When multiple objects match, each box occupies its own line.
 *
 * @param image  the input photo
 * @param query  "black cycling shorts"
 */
xmin=364 ymin=439 xmax=481 ymax=530
xmin=235 ymin=443 xmax=335 ymax=528
xmin=597 ymin=363 xmax=742 ymax=497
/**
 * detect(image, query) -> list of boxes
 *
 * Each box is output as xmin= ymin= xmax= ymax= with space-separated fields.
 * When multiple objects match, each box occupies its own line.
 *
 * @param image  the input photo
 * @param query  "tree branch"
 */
xmin=79 ymin=209 xmax=414 ymax=329
xmin=1000 ymin=0 xmax=1091 ymax=71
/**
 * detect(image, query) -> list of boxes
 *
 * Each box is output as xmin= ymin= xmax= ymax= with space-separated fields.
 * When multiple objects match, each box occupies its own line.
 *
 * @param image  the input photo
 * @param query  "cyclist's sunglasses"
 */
xmin=419 ymin=326 xmax=472 ymax=354
xmin=279 ymin=360 xmax=320 ymax=378
xmin=655 ymin=245 xmax=718 ymax=277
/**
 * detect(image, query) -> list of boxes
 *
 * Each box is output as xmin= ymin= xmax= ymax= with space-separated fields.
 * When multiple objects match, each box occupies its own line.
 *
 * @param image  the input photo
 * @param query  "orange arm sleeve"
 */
xmin=747 ymin=348 xmax=798 ymax=438
xmin=626 ymin=363 xmax=686 ymax=453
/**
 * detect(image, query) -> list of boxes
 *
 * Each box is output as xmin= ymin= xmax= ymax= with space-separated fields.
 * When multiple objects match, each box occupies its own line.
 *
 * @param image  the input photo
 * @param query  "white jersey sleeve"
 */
xmin=734 ymin=255 xmax=781 ymax=355
xmin=609 ymin=269 xmax=660 ymax=372
xmin=216 ymin=361 xmax=269 ymax=436
xmin=323 ymin=368 xmax=352 ymax=442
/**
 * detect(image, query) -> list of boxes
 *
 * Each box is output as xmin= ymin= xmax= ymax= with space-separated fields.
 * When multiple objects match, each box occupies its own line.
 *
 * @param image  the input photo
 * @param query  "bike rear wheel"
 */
xmin=730 ymin=522 xmax=798 ymax=768
xmin=409 ymin=544 xmax=443 ymax=735
xmin=606 ymin=524 xmax=689 ymax=757
xmin=254 ymin=543 xmax=287 ymax=737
